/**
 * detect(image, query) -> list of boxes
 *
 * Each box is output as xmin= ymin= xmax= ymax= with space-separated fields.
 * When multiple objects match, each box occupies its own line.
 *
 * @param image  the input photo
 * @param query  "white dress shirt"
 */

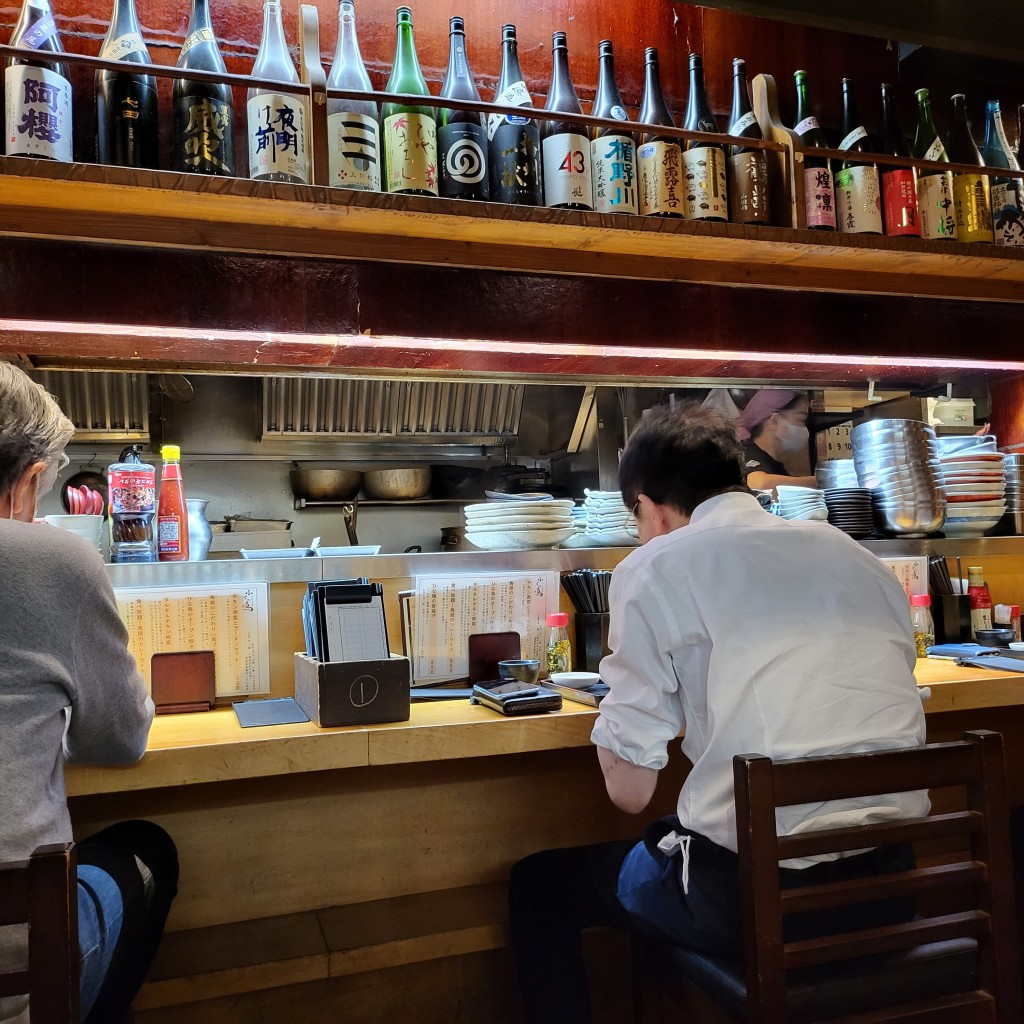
xmin=591 ymin=491 xmax=928 ymax=863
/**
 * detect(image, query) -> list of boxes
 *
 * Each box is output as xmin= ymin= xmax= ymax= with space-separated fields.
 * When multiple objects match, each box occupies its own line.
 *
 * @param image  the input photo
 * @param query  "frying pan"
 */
xmin=60 ymin=470 xmax=108 ymax=516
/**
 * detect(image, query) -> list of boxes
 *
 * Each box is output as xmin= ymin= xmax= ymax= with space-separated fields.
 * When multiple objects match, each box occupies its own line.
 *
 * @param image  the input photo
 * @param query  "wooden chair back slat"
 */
xmin=0 ymin=843 xmax=78 ymax=1024
xmin=779 ymin=861 xmax=987 ymax=915
xmin=778 ymin=810 xmax=983 ymax=860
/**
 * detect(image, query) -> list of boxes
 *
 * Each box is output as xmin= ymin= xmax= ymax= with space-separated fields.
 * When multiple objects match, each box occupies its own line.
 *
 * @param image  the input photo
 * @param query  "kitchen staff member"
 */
xmin=508 ymin=403 xmax=925 ymax=1024
xmin=737 ymin=388 xmax=817 ymax=491
xmin=0 ymin=362 xmax=177 ymax=1024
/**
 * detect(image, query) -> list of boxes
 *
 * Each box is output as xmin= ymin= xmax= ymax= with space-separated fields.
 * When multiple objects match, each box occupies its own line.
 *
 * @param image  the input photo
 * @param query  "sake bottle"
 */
xmin=726 ymin=57 xmax=770 ymax=225
xmin=877 ymin=83 xmax=919 ymax=236
xmin=247 ymin=0 xmax=308 ymax=183
xmin=981 ymin=100 xmax=1024 ymax=247
xmin=438 ymin=16 xmax=488 ymax=201
xmin=681 ymin=53 xmax=728 ymax=222
xmin=834 ymin=78 xmax=882 ymax=234
xmin=326 ymin=0 xmax=379 ymax=191
xmin=636 ymin=47 xmax=682 ymax=217
xmin=912 ymin=88 xmax=955 ymax=241
xmin=792 ymin=69 xmax=835 ymax=230
xmin=96 ymin=0 xmax=159 ymax=168
xmin=4 ymin=0 xmax=73 ymax=161
xmin=590 ymin=39 xmax=637 ymax=215
xmin=488 ymin=23 xmax=541 ymax=205
xmin=381 ymin=6 xmax=437 ymax=196
xmin=173 ymin=0 xmax=234 ymax=175
xmin=947 ymin=94 xmax=992 ymax=244
xmin=541 ymin=31 xmax=593 ymax=211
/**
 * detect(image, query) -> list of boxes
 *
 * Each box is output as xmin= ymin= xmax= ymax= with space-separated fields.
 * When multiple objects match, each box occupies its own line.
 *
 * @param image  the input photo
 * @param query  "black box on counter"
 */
xmin=933 ymin=594 xmax=972 ymax=645
xmin=575 ymin=613 xmax=610 ymax=673
xmin=293 ymin=652 xmax=411 ymax=727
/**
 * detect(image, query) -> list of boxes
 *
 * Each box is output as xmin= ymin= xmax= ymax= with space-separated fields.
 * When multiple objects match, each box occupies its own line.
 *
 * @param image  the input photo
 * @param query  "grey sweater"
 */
xmin=1 ymin=520 xmax=153 ymax=1020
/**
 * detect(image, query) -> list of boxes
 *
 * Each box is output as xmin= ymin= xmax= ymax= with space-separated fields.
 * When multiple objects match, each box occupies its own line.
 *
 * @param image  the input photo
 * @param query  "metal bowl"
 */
xmin=363 ymin=467 xmax=432 ymax=500
xmin=289 ymin=468 xmax=363 ymax=502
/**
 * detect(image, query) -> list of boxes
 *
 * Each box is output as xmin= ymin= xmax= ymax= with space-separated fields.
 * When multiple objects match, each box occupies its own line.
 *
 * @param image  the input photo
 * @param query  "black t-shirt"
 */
xmin=741 ymin=440 xmax=788 ymax=482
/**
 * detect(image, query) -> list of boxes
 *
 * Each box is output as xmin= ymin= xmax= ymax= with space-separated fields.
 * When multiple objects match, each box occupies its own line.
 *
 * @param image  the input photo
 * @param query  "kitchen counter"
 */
xmin=66 ymin=658 xmax=1023 ymax=798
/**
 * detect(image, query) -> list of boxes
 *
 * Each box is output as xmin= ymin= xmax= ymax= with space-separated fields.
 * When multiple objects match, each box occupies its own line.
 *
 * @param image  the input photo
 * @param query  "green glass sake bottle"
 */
xmin=381 ymin=6 xmax=437 ymax=197
xmin=947 ymin=93 xmax=992 ymax=244
xmin=911 ymin=88 xmax=955 ymax=240
xmin=792 ymin=69 xmax=835 ymax=230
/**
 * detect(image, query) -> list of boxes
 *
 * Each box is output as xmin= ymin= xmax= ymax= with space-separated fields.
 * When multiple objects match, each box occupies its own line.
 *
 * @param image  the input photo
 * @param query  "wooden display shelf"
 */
xmin=3 ymin=158 xmax=1024 ymax=305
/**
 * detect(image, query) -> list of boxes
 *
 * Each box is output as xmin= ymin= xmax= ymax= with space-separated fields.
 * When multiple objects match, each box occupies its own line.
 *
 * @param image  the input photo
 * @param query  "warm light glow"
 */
xmin=4 ymin=318 xmax=1024 ymax=382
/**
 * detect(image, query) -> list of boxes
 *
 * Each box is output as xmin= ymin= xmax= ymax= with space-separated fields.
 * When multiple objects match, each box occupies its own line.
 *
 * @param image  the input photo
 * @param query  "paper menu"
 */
xmin=114 ymin=583 xmax=271 ymax=696
xmin=412 ymin=571 xmax=560 ymax=683
xmin=876 ymin=557 xmax=928 ymax=600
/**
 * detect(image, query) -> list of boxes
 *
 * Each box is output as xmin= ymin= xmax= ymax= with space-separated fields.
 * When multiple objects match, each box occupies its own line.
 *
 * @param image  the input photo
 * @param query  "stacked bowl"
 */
xmin=936 ymin=436 xmax=1006 ymax=537
xmin=463 ymin=499 xmax=576 ymax=550
xmin=775 ymin=485 xmax=828 ymax=521
xmin=1005 ymin=454 xmax=1024 ymax=533
xmin=816 ymin=459 xmax=859 ymax=489
xmin=851 ymin=419 xmax=945 ymax=537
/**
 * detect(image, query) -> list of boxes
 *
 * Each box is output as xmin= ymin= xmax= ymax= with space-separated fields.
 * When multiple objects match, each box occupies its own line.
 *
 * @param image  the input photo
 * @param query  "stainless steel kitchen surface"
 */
xmin=33 ymin=371 xmax=991 ymax=554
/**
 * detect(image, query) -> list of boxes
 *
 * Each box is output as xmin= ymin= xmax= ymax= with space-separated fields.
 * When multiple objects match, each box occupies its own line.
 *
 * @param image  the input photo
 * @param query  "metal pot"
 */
xmin=364 ymin=467 xmax=431 ymax=500
xmin=289 ymin=468 xmax=363 ymax=501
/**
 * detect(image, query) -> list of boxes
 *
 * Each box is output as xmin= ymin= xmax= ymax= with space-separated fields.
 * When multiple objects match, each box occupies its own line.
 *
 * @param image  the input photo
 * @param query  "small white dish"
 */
xmin=549 ymin=671 xmax=601 ymax=689
xmin=1009 ymin=643 xmax=1024 ymax=652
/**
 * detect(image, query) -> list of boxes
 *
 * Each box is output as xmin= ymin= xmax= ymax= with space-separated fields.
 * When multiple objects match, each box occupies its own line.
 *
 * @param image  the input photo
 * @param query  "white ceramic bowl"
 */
xmin=549 ymin=671 xmax=601 ymax=689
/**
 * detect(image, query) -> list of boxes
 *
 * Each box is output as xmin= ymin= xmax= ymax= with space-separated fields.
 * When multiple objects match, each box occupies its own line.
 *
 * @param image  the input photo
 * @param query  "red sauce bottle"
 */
xmin=157 ymin=444 xmax=190 ymax=561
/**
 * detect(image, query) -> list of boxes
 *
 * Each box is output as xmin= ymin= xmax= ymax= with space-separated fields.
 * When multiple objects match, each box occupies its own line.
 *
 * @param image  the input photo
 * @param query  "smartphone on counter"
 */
xmin=472 ymin=679 xmax=563 ymax=715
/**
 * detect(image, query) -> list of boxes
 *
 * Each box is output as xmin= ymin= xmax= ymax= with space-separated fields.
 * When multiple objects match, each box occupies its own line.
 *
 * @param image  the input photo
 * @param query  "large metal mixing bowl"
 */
xmin=364 ymin=467 xmax=432 ymax=500
xmin=289 ymin=468 xmax=363 ymax=501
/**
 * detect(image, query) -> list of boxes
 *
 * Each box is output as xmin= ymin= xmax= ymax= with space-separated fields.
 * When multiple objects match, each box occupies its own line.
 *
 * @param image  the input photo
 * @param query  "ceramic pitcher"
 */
xmin=187 ymin=498 xmax=213 ymax=560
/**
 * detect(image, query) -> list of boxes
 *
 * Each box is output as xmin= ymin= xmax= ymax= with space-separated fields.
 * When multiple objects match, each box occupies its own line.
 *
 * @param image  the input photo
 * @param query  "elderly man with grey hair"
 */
xmin=0 ymin=362 xmax=177 ymax=1024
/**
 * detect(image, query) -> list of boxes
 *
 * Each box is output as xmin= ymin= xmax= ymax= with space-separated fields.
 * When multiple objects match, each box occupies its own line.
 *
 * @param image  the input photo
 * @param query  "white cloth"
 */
xmin=591 ymin=491 xmax=928 ymax=866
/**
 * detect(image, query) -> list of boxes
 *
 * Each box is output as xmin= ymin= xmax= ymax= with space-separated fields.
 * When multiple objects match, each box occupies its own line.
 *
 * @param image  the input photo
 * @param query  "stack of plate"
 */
xmin=573 ymin=489 xmax=638 ymax=547
xmin=852 ymin=419 xmax=945 ymax=537
xmin=1005 ymin=454 xmax=1024 ymax=533
xmin=775 ymin=485 xmax=828 ymax=521
xmin=938 ymin=446 xmax=1006 ymax=537
xmin=823 ymin=487 xmax=874 ymax=538
xmin=463 ymin=499 xmax=576 ymax=550
xmin=816 ymin=459 xmax=859 ymax=489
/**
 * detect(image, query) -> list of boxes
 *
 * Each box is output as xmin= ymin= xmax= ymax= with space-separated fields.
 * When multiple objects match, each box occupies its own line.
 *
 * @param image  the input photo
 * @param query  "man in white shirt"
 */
xmin=509 ymin=404 xmax=926 ymax=1024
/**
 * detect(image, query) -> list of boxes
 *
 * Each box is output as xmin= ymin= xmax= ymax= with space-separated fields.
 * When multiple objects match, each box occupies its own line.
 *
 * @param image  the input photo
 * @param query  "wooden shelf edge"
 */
xmin=3 ymin=159 xmax=1024 ymax=304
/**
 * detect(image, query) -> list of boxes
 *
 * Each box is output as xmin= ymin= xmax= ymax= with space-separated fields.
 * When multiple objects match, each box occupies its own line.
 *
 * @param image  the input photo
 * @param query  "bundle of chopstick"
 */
xmin=561 ymin=569 xmax=612 ymax=613
xmin=928 ymin=556 xmax=955 ymax=596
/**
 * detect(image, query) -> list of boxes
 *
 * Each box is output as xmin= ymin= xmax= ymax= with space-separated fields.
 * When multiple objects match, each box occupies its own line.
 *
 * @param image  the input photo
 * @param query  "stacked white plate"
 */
xmin=938 ymin=444 xmax=1006 ymax=537
xmin=579 ymin=489 xmax=638 ymax=546
xmin=463 ymin=499 xmax=576 ymax=550
xmin=776 ymin=485 xmax=828 ymax=522
xmin=823 ymin=487 xmax=874 ymax=538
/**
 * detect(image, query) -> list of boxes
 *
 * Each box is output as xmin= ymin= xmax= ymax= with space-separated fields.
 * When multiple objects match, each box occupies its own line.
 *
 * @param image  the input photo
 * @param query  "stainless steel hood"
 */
xmin=30 ymin=369 xmax=149 ymax=441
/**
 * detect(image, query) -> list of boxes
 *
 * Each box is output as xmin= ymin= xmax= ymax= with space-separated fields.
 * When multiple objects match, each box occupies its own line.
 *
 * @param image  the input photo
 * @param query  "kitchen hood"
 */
xmin=30 ymin=369 xmax=149 ymax=441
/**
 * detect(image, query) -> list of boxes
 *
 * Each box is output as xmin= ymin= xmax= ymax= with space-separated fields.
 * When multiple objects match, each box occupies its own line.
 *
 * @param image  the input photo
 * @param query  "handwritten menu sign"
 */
xmin=876 ymin=557 xmax=928 ymax=600
xmin=114 ymin=583 xmax=271 ymax=696
xmin=412 ymin=571 xmax=560 ymax=683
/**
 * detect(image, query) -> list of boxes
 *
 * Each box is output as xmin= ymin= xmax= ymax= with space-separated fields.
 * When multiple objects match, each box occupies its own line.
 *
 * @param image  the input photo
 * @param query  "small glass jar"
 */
xmin=546 ymin=611 xmax=571 ymax=674
xmin=910 ymin=594 xmax=935 ymax=658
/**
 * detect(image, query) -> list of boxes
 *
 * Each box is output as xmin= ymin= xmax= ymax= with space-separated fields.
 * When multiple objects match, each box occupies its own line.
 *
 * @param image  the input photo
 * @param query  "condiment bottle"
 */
xmin=157 ymin=444 xmax=190 ymax=561
xmin=910 ymin=594 xmax=935 ymax=657
xmin=108 ymin=444 xmax=157 ymax=563
xmin=967 ymin=566 xmax=993 ymax=638
xmin=546 ymin=611 xmax=571 ymax=674
xmin=994 ymin=603 xmax=1022 ymax=642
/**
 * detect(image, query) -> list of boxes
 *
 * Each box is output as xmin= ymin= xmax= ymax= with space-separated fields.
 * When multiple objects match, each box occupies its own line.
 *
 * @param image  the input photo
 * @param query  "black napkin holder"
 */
xmin=575 ymin=613 xmax=610 ymax=673
xmin=293 ymin=652 xmax=411 ymax=727
xmin=933 ymin=594 xmax=971 ymax=644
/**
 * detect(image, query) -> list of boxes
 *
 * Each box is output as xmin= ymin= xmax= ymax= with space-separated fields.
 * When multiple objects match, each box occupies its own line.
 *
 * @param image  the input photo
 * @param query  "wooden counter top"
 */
xmin=64 ymin=660 xmax=1024 ymax=798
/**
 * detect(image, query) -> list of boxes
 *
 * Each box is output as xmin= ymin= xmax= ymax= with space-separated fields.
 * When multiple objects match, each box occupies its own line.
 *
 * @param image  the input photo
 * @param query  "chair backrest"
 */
xmin=733 ymin=729 xmax=1022 ymax=1023
xmin=0 ymin=843 xmax=78 ymax=1024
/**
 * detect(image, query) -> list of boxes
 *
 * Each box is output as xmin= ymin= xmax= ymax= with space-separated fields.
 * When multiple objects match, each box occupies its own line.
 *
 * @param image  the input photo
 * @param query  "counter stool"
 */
xmin=635 ymin=730 xmax=1022 ymax=1023
xmin=0 ymin=842 xmax=78 ymax=1024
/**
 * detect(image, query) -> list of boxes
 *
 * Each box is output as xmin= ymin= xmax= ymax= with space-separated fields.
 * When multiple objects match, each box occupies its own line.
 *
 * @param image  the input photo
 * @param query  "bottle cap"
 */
xmin=161 ymin=444 xmax=181 ymax=461
xmin=1013 ymin=605 xmax=1021 ymax=617
xmin=547 ymin=612 xmax=569 ymax=627
xmin=910 ymin=594 xmax=931 ymax=607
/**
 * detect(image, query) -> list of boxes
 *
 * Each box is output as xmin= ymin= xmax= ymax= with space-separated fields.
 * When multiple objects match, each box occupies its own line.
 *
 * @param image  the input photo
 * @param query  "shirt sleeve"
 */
xmin=63 ymin=549 xmax=154 ymax=765
xmin=590 ymin=563 xmax=685 ymax=771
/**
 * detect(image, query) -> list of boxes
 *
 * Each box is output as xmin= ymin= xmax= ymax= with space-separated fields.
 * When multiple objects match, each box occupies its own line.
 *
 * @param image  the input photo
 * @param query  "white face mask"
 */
xmin=778 ymin=422 xmax=809 ymax=454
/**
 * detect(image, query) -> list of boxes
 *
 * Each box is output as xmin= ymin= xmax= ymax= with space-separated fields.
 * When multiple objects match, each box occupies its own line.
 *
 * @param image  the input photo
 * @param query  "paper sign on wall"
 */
xmin=114 ymin=582 xmax=271 ymax=696
xmin=875 ymin=557 xmax=929 ymax=600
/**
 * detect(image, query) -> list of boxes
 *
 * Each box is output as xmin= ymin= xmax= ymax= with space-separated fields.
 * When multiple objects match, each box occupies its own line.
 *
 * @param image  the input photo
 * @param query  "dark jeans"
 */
xmin=508 ymin=819 xmax=915 ymax=1024
xmin=76 ymin=820 xmax=178 ymax=1024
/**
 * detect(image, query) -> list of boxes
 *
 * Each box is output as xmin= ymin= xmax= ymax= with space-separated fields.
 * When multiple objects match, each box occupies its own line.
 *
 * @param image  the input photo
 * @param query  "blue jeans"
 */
xmin=75 ymin=821 xmax=178 ymax=1024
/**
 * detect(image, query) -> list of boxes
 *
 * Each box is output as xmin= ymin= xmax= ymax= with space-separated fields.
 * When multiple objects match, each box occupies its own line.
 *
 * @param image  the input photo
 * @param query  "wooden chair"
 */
xmin=0 ymin=843 xmax=78 ymax=1024
xmin=638 ymin=730 xmax=1022 ymax=1023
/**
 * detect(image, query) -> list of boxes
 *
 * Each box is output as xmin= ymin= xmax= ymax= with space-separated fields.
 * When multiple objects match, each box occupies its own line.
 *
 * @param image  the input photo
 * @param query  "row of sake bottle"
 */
xmin=4 ymin=0 xmax=1022 ymax=242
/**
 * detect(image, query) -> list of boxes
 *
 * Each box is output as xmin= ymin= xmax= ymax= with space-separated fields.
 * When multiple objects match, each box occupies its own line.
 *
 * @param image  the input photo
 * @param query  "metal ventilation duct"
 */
xmin=261 ymin=378 xmax=524 ymax=443
xmin=30 ymin=370 xmax=149 ymax=441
